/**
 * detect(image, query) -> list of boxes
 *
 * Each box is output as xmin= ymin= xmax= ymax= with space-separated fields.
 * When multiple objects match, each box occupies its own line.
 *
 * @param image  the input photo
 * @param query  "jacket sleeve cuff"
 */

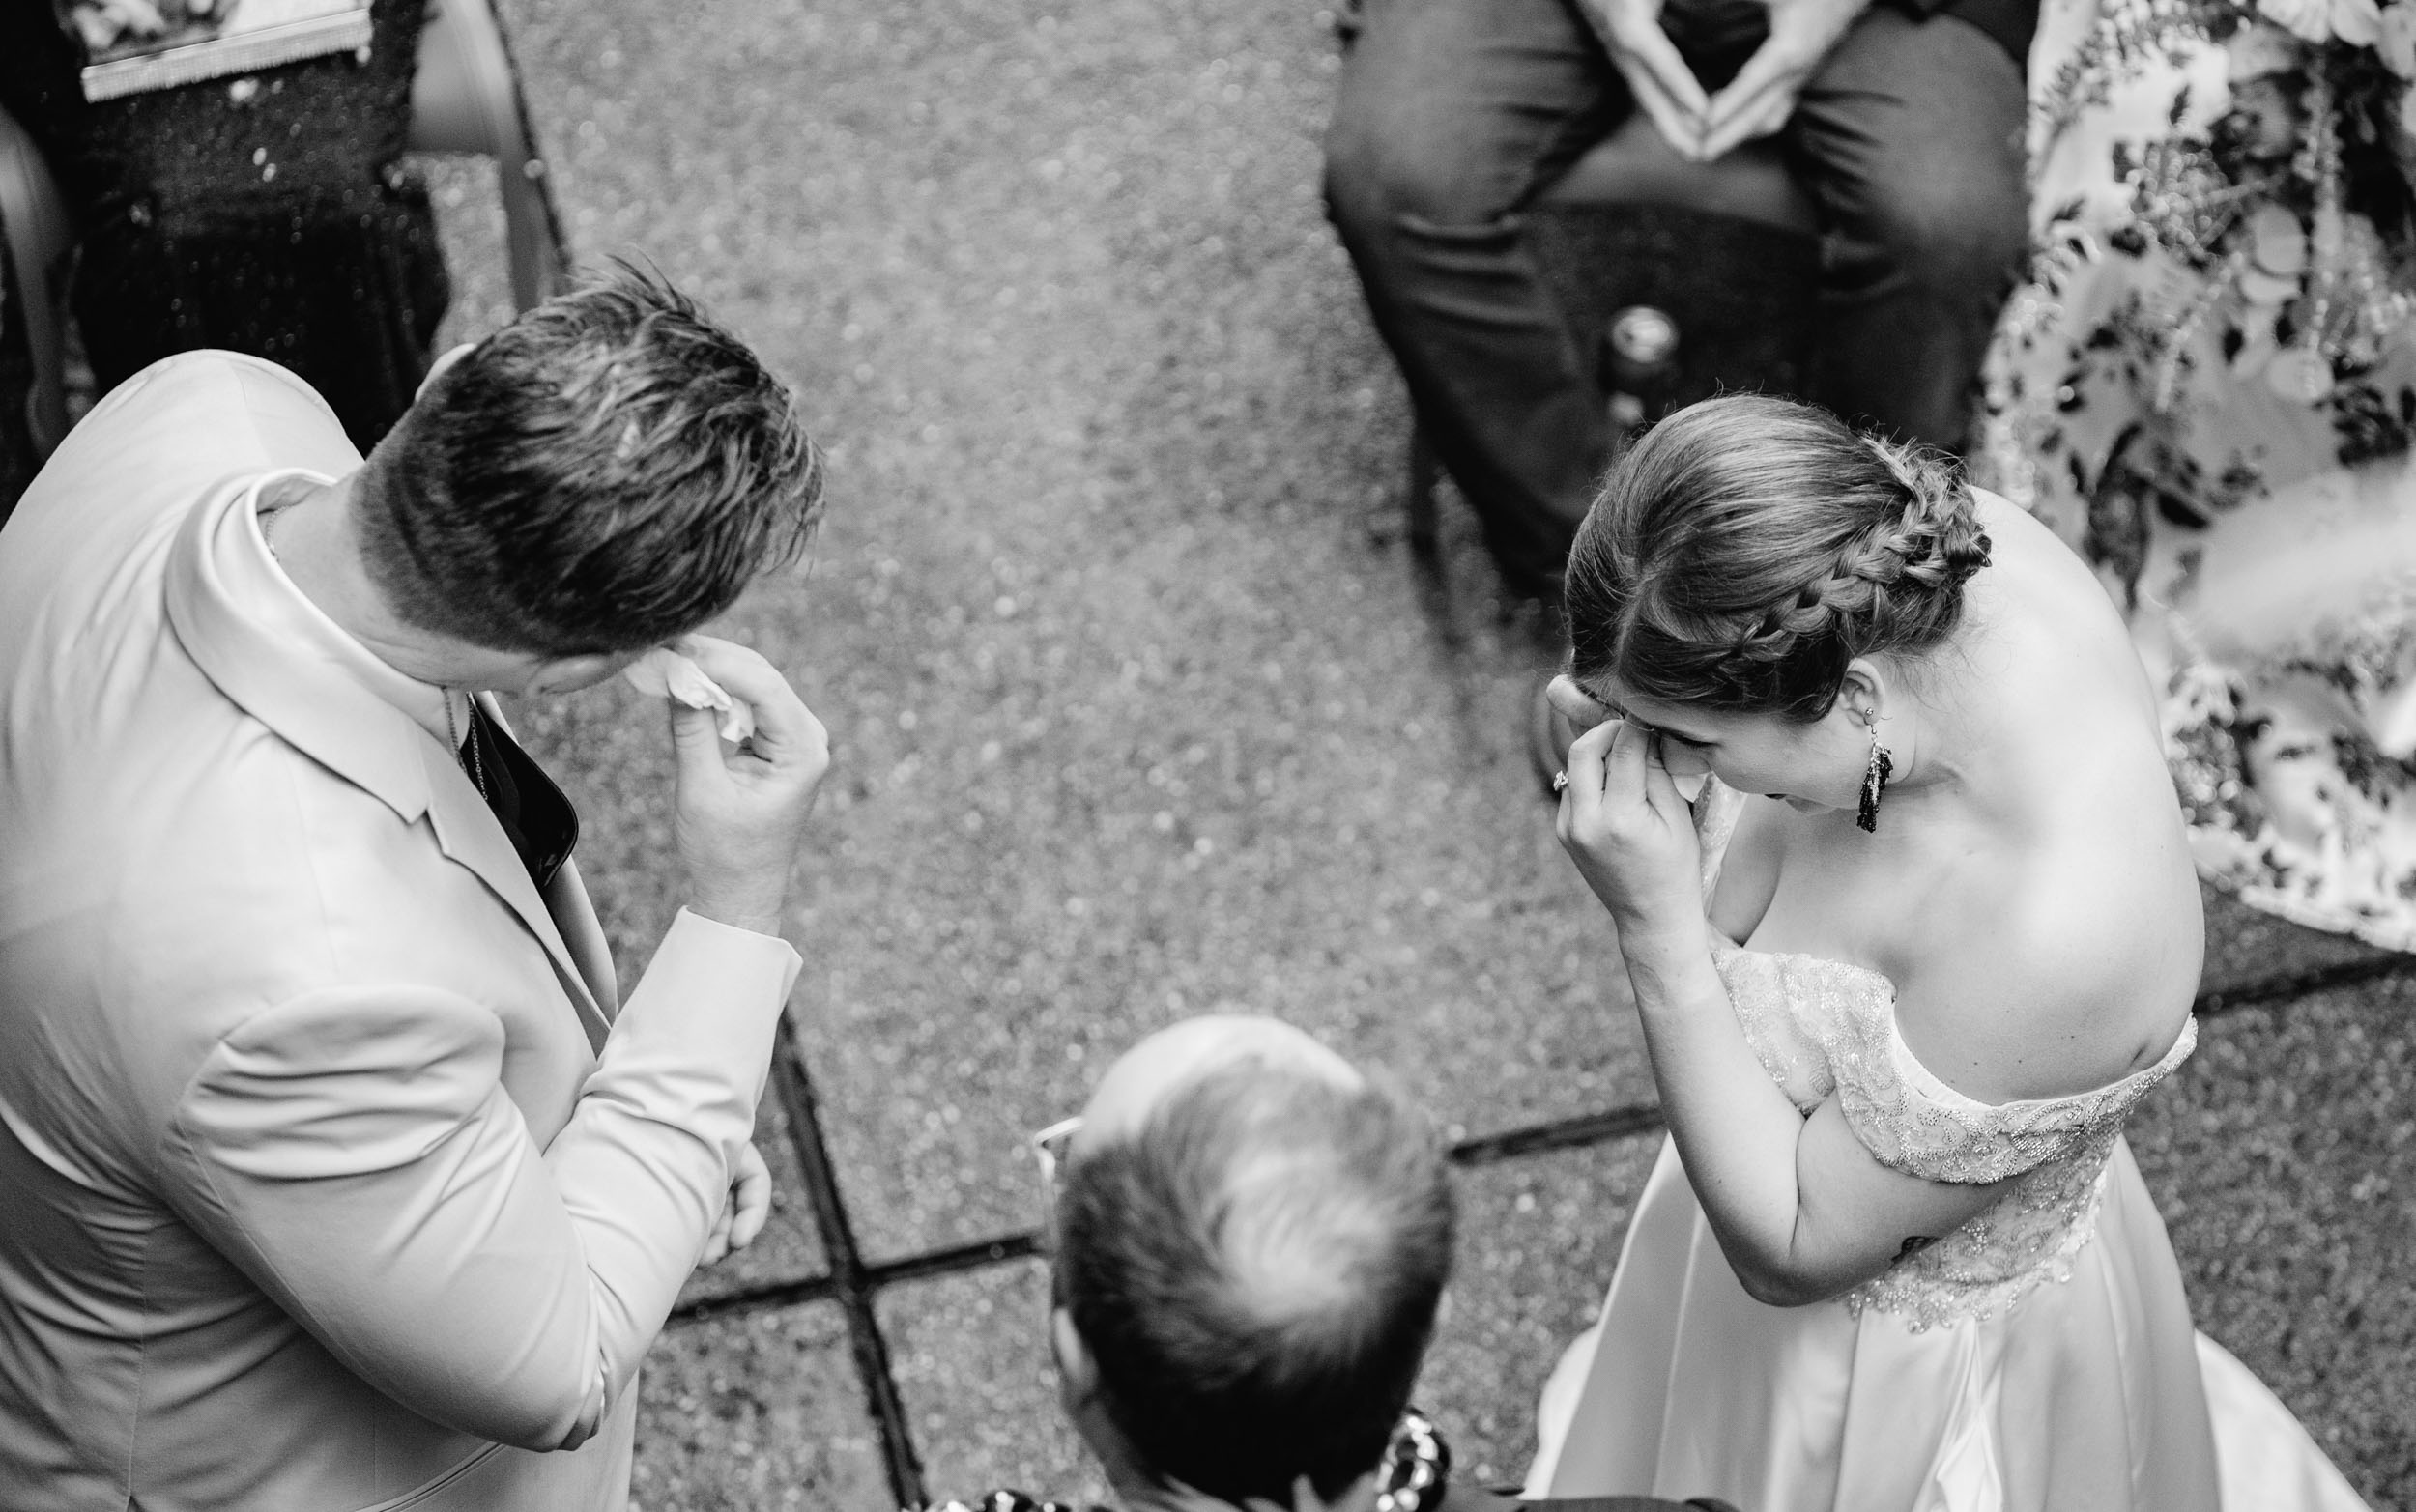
xmin=665 ymin=906 xmax=804 ymax=996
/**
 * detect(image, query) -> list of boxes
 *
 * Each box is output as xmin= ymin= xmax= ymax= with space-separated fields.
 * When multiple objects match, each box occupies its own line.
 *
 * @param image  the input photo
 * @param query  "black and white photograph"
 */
xmin=0 ymin=0 xmax=2408 ymax=1507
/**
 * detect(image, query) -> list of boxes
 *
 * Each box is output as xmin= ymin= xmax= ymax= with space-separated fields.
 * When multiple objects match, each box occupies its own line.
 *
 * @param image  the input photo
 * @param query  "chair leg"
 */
xmin=493 ymin=38 xmax=570 ymax=310
xmin=0 ymin=135 xmax=70 ymax=459
xmin=8 ymin=251 xmax=67 ymax=462
xmin=499 ymin=157 xmax=570 ymax=311
xmin=433 ymin=0 xmax=572 ymax=311
xmin=1406 ymin=421 xmax=1441 ymax=559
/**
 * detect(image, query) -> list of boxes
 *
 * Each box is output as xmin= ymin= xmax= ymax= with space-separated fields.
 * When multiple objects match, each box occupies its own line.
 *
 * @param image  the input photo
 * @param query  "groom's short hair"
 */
xmin=1056 ymin=1061 xmax=1454 ymax=1506
xmin=356 ymin=262 xmax=822 ymax=656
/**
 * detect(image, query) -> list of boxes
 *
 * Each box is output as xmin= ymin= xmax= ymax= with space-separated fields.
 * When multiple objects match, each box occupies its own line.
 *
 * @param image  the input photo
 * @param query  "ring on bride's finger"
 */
xmin=1552 ymin=770 xmax=1569 ymax=794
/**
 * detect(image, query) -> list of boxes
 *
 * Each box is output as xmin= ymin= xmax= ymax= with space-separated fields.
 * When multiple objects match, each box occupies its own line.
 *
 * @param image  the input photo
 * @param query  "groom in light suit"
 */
xmin=0 ymin=266 xmax=829 ymax=1510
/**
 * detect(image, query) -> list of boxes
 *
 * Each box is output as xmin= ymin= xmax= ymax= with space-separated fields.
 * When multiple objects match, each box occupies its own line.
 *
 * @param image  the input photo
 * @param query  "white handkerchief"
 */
xmin=623 ymin=647 xmax=756 ymax=744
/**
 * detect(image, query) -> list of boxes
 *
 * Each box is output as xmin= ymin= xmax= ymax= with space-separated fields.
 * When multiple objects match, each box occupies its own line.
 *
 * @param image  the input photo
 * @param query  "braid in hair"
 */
xmin=1855 ymin=434 xmax=1993 ymax=593
xmin=1565 ymin=396 xmax=1993 ymax=722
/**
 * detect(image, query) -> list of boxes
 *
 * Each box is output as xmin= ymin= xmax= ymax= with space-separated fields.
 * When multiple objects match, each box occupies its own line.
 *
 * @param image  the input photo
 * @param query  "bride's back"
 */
xmin=1766 ymin=492 xmax=2200 ymax=1100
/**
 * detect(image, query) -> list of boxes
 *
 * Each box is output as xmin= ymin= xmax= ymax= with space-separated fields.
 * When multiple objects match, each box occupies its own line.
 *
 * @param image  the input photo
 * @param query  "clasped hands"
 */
xmin=1548 ymin=677 xmax=1707 ymax=962
xmin=1584 ymin=0 xmax=1872 ymax=161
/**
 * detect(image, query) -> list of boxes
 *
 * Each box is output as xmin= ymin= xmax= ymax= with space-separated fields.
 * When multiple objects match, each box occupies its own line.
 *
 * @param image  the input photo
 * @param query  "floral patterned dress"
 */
xmin=1981 ymin=0 xmax=2416 ymax=949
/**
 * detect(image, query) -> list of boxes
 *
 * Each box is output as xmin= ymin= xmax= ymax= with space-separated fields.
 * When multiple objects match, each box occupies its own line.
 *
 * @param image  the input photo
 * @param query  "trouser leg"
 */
xmin=1323 ymin=0 xmax=1628 ymax=598
xmin=1785 ymin=9 xmax=2029 ymax=454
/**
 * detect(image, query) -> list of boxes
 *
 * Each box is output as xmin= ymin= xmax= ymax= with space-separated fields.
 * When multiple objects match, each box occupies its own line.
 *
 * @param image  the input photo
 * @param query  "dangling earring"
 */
xmin=1856 ymin=712 xmax=1892 ymax=834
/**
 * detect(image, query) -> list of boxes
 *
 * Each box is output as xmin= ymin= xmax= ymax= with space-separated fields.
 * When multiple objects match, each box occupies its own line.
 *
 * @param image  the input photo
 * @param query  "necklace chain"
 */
xmin=258 ymin=472 xmax=312 ymax=560
xmin=444 ymin=692 xmax=490 ymax=801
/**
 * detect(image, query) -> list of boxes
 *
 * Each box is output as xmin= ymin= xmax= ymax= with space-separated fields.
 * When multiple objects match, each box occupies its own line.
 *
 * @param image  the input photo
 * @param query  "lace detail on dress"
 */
xmin=1706 ymin=940 xmax=1839 ymax=1114
xmin=1691 ymin=778 xmax=2199 ymax=1330
xmin=1826 ymin=979 xmax=2197 ymax=1330
xmin=1695 ymin=776 xmax=1747 ymax=901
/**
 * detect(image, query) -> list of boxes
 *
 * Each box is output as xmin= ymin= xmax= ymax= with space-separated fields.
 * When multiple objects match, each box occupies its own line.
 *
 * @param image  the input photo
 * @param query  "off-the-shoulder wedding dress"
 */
xmin=1527 ymin=779 xmax=2371 ymax=1512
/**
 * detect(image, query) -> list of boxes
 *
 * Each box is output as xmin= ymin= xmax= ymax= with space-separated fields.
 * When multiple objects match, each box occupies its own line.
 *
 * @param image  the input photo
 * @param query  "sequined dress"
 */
xmin=1526 ymin=779 xmax=2372 ymax=1512
xmin=0 ymin=0 xmax=447 ymax=455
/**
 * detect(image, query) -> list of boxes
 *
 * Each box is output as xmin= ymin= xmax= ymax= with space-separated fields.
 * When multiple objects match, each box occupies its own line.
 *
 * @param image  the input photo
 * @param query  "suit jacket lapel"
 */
xmin=419 ymin=739 xmax=614 ymax=1055
xmin=544 ymin=860 xmax=622 ymax=1024
xmin=474 ymin=693 xmax=619 ymax=1035
xmin=165 ymin=479 xmax=613 ymax=1053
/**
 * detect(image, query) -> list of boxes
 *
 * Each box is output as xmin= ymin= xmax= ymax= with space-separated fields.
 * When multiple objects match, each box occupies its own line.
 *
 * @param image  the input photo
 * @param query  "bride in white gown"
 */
xmin=1526 ymin=394 xmax=2372 ymax=1512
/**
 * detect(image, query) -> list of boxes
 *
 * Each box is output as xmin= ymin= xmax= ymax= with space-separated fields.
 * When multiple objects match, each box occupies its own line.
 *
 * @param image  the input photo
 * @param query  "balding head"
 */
xmin=1071 ymin=1013 xmax=1363 ymax=1149
xmin=1052 ymin=1016 xmax=1454 ymax=1507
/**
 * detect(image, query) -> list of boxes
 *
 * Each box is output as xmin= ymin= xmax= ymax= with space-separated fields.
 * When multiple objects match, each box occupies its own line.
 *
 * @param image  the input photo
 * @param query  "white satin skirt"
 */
xmin=1526 ymin=1138 xmax=2371 ymax=1512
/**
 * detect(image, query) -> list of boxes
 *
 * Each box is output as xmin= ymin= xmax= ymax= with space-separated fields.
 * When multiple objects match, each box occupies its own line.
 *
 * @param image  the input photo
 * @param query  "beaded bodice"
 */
xmin=1693 ymin=781 xmax=2196 ymax=1330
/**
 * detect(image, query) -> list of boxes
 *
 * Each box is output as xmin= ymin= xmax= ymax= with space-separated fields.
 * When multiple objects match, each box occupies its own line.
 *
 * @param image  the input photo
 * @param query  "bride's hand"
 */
xmin=1555 ymin=707 xmax=1705 ymax=948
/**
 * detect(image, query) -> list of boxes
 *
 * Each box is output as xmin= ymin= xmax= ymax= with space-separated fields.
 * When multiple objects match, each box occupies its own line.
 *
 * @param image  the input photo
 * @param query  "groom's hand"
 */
xmin=700 ymin=1143 xmax=774 ymax=1266
xmin=669 ymin=636 xmax=829 ymax=937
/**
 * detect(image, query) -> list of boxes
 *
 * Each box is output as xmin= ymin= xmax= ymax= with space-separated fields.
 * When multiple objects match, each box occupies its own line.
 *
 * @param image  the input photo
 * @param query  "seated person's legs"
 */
xmin=1323 ymin=0 xmax=1627 ymax=601
xmin=1048 ymin=1015 xmax=1454 ymax=1509
xmin=1786 ymin=6 xmax=2028 ymax=453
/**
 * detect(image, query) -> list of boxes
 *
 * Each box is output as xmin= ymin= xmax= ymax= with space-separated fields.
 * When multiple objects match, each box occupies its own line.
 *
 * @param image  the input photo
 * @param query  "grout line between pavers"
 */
xmin=669 ymin=947 xmax=2416 ymax=1505
xmin=667 ymin=1098 xmax=1671 ymax=1333
xmin=765 ymin=1023 xmax=929 ymax=1509
xmin=2194 ymin=951 xmax=2415 ymax=1018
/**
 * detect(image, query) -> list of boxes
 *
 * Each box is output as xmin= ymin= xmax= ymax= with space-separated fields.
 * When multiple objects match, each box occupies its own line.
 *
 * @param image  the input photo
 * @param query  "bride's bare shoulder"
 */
xmin=1893 ymin=842 xmax=2201 ymax=1104
xmin=1967 ymin=486 xmax=2042 ymax=540
xmin=1970 ymin=489 xmax=2109 ymax=596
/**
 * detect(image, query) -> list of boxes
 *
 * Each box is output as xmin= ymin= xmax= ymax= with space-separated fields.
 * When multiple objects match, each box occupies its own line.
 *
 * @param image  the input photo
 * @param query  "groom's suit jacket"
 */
xmin=0 ymin=353 xmax=802 ymax=1511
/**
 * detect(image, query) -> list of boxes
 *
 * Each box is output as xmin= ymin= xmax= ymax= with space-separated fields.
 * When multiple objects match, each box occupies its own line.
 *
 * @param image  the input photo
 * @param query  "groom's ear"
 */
xmin=522 ymin=649 xmax=646 ymax=697
xmin=416 ymin=342 xmax=478 ymax=400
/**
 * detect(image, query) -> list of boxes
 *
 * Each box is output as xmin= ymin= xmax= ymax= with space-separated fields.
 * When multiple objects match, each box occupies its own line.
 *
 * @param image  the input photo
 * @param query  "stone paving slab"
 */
xmin=880 ymin=1260 xmax=1090 ymax=1507
xmin=1417 ymin=1140 xmax=1663 ymax=1490
xmin=2198 ymin=888 xmax=2399 ymax=997
xmin=675 ymin=1089 xmax=831 ymax=1311
xmin=2132 ymin=974 xmax=2416 ymax=1506
xmin=634 ymin=1306 xmax=888 ymax=1512
xmin=466 ymin=0 xmax=1658 ymax=1271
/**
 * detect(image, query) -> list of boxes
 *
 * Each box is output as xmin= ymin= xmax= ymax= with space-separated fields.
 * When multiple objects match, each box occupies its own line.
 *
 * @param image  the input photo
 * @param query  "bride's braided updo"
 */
xmin=1565 ymin=394 xmax=1993 ymax=722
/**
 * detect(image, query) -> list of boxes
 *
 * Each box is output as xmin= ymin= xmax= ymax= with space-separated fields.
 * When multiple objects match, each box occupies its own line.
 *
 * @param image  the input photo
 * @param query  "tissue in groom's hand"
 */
xmin=623 ymin=647 xmax=756 ymax=744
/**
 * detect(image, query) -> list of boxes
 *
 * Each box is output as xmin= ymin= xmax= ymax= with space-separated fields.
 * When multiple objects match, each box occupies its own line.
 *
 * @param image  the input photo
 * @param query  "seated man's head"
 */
xmin=351 ymin=261 xmax=822 ymax=691
xmin=1050 ymin=1015 xmax=1455 ymax=1510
